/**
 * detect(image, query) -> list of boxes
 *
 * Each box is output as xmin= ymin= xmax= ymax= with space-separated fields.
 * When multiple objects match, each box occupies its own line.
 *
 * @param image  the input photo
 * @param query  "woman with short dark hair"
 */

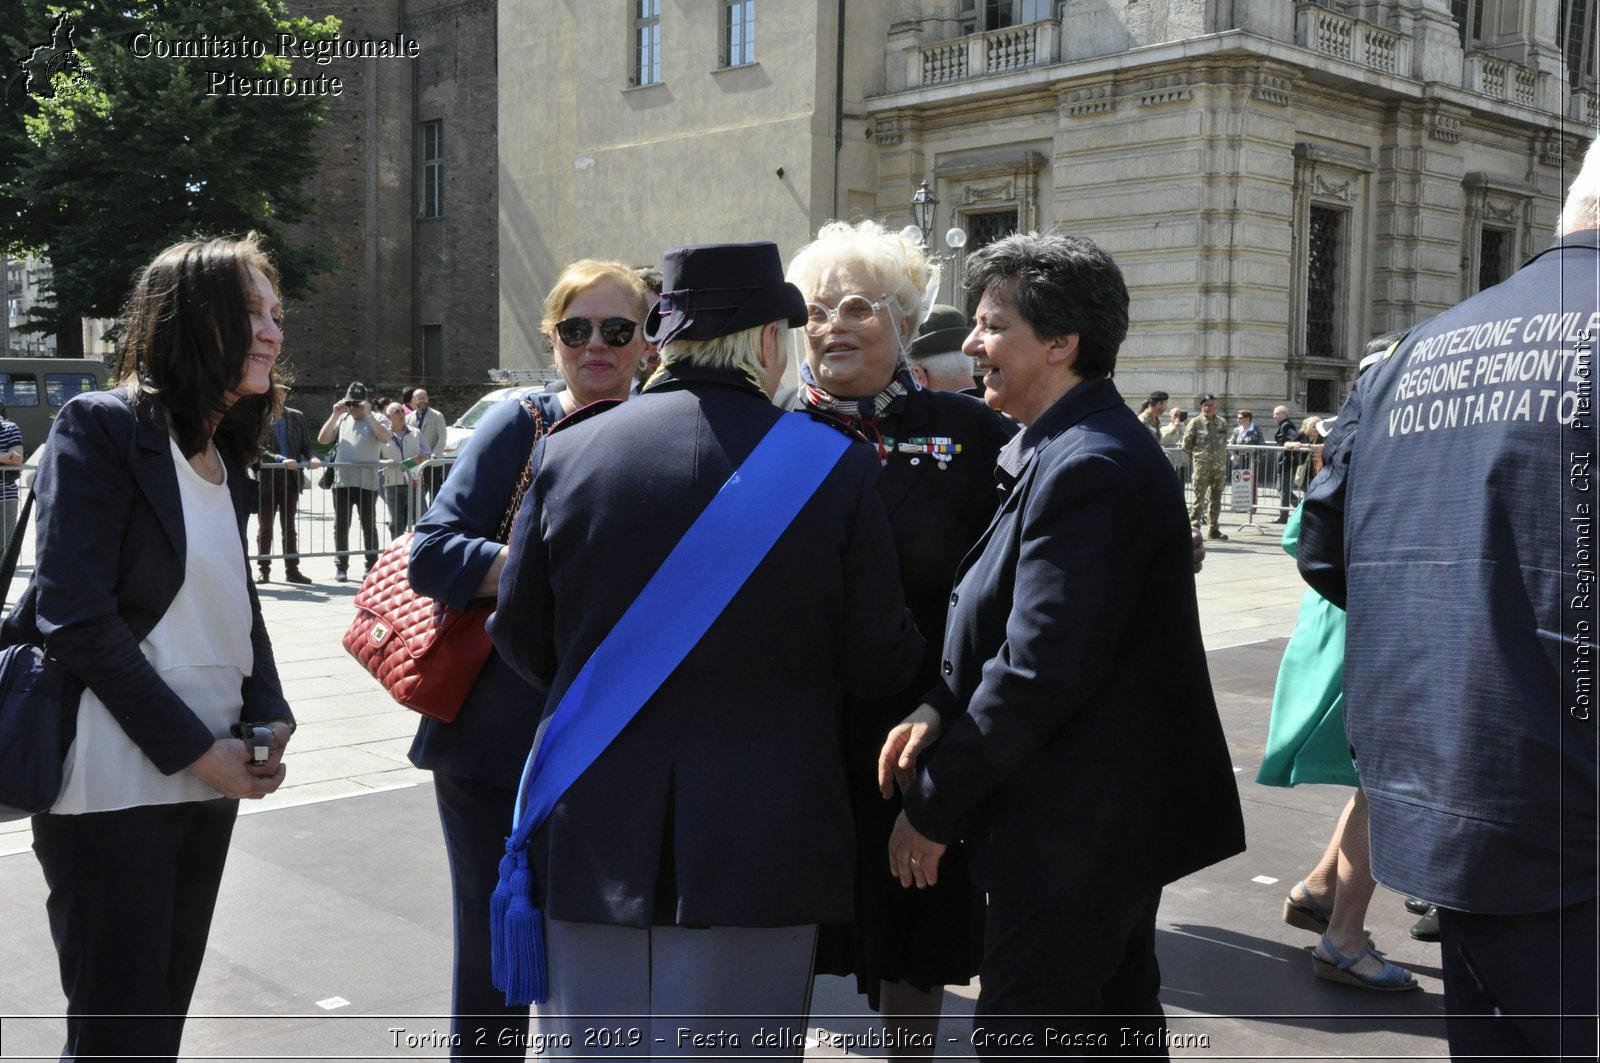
xmin=8 ymin=234 xmax=295 ymax=1059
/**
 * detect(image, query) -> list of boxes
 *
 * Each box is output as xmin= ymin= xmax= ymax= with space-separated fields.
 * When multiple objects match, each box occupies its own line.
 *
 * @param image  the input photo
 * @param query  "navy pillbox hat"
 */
xmin=645 ymin=242 xmax=808 ymax=347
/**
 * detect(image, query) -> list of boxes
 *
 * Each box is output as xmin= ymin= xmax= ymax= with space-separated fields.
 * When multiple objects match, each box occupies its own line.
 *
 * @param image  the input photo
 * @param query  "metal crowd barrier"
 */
xmin=1161 ymin=443 xmax=1316 ymax=535
xmin=249 ymin=457 xmax=457 ymax=577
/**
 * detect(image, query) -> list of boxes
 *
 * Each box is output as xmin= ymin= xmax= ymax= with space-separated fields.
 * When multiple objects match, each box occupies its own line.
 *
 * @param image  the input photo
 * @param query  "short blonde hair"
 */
xmin=785 ymin=220 xmax=938 ymax=348
xmin=540 ymin=259 xmax=651 ymax=342
xmin=661 ymin=323 xmax=777 ymax=377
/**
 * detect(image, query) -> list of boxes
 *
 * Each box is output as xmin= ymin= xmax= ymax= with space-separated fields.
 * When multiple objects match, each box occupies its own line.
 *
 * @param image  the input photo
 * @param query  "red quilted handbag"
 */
xmin=341 ymin=400 xmax=543 ymax=722
xmin=341 ymin=534 xmax=493 ymax=721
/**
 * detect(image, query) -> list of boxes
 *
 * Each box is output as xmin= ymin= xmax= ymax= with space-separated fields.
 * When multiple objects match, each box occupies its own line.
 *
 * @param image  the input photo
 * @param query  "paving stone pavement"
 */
xmin=0 ymin=515 xmax=1451 ymax=1060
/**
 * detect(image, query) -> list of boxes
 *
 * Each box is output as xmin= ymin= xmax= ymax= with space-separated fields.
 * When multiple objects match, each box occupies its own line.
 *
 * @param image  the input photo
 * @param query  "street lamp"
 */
xmin=912 ymin=179 xmax=938 ymax=245
xmin=905 ymin=179 xmax=968 ymax=304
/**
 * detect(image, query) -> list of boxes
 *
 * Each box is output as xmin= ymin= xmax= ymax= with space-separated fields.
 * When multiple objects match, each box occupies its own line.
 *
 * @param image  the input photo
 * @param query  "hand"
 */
xmin=888 ymin=811 xmax=947 ymax=889
xmin=245 ymin=722 xmax=291 ymax=781
xmin=185 ymin=737 xmax=286 ymax=799
xmin=308 ymin=456 xmax=323 ymax=468
xmin=282 ymin=458 xmax=299 ymax=471
xmin=877 ymin=703 xmax=941 ymax=799
xmin=1191 ymin=528 xmax=1205 ymax=574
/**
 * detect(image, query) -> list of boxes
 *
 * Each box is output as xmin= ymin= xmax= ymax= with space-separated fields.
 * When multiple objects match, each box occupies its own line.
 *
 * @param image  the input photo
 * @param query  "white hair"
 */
xmin=1559 ymin=138 xmax=1600 ymax=235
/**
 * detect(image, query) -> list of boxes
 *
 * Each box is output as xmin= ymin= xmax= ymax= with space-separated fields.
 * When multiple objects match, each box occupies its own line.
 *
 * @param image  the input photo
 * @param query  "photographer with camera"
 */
xmin=317 ymin=381 xmax=391 ymax=582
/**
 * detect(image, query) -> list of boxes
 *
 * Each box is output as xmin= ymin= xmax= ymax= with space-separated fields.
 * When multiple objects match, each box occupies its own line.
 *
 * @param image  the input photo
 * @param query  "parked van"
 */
xmin=0 ymin=357 xmax=108 ymax=452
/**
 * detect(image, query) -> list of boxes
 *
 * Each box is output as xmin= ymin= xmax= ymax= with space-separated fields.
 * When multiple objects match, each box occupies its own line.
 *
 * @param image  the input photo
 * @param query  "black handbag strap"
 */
xmin=0 ymin=488 xmax=34 ymax=614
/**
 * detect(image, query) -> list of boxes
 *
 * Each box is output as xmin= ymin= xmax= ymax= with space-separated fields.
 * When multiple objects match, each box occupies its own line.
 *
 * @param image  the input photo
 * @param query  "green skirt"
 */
xmin=1256 ymin=507 xmax=1359 ymax=788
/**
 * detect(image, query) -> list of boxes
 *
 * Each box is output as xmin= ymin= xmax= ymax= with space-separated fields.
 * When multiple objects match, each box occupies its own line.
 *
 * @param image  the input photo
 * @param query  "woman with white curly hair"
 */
xmin=786 ymin=220 xmax=1017 ymax=1061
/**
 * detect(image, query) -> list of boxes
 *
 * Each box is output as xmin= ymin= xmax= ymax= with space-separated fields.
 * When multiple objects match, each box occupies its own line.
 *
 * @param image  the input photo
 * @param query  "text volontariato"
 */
xmin=1384 ymin=314 xmax=1594 ymax=438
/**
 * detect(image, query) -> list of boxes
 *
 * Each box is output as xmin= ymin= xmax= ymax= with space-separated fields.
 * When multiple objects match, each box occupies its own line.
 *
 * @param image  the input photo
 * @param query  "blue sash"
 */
xmin=491 ymin=412 xmax=852 ymax=1005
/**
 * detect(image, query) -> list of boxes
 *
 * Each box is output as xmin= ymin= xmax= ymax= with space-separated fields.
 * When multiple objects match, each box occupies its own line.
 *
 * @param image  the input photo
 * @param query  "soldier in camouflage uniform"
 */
xmin=1140 ymin=390 xmax=1168 ymax=438
xmin=1182 ymin=394 xmax=1230 ymax=540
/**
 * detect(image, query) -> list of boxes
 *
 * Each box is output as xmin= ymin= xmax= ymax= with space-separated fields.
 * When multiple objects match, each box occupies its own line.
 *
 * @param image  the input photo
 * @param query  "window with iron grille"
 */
xmin=1559 ymin=0 xmax=1596 ymax=88
xmin=1306 ymin=207 xmax=1343 ymax=360
xmin=634 ymin=0 xmax=661 ymax=86
xmin=723 ymin=1 xmax=755 ymax=67
xmin=421 ymin=121 xmax=443 ymax=219
xmin=1478 ymin=228 xmax=1511 ymax=292
xmin=967 ymin=209 xmax=1018 ymax=249
xmin=1306 ymin=377 xmax=1336 ymax=414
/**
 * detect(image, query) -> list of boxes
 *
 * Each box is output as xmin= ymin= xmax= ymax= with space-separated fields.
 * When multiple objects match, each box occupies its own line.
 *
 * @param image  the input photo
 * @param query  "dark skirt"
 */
xmin=813 ymin=769 xmax=985 ymax=1011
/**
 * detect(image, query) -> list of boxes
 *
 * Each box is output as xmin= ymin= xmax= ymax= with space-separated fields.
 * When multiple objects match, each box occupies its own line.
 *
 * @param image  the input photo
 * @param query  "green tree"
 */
xmin=0 ymin=1 xmax=338 ymax=355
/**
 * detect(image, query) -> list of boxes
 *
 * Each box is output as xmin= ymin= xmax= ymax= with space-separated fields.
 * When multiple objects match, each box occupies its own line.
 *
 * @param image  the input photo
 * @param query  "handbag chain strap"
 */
xmin=493 ymin=399 xmax=546 ymax=545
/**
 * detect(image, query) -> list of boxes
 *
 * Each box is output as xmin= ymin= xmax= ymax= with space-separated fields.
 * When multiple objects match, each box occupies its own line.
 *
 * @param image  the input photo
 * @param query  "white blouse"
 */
xmin=53 ymin=438 xmax=255 ymax=813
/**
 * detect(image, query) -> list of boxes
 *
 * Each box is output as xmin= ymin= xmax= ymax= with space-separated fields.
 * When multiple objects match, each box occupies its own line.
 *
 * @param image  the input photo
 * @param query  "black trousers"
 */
xmin=256 ymin=472 xmax=303 ymax=571
xmin=32 ymin=799 xmax=238 ymax=1062
xmin=1438 ymin=897 xmax=1597 ymax=1062
xmin=432 ymin=772 xmax=530 ymax=1059
xmin=331 ymin=485 xmax=379 ymax=573
xmin=974 ymin=888 xmax=1167 ymax=1059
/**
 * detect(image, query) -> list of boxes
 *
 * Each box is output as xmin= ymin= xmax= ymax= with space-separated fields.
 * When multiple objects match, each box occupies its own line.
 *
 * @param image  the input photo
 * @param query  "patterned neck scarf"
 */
xmin=798 ymin=361 xmax=919 ymax=463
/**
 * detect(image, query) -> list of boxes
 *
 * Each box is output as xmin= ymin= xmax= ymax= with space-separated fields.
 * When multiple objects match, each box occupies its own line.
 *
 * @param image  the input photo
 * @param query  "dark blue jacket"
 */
xmin=1299 ymin=231 xmax=1600 ymax=914
xmin=407 ymin=391 xmax=568 ymax=788
xmin=490 ymin=363 xmax=923 ymax=928
xmin=905 ymin=376 xmax=1245 ymax=905
xmin=1 ymin=387 xmax=291 ymax=775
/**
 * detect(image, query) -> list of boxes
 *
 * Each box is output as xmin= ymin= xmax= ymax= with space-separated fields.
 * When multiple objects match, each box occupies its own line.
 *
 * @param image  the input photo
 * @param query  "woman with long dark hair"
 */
xmin=5 ymin=233 xmax=295 ymax=1059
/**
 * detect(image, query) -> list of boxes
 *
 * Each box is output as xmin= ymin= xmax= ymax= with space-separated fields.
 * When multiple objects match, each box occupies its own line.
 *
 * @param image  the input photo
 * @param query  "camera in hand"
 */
xmin=230 ymin=722 xmax=276 ymax=766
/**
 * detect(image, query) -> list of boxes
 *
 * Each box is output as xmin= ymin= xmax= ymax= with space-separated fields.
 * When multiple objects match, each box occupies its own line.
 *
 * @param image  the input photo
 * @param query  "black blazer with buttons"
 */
xmin=904 ymin=376 xmax=1245 ymax=906
xmin=1 ymin=387 xmax=292 ymax=776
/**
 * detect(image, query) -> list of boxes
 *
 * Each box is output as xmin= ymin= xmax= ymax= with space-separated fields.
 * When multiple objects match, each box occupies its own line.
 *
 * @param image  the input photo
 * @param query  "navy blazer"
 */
xmin=905 ymin=376 xmax=1245 ymax=906
xmin=490 ymin=363 xmax=924 ymax=929
xmin=407 ymin=391 xmax=568 ymax=788
xmin=1299 ymin=231 xmax=1600 ymax=914
xmin=1 ymin=388 xmax=292 ymax=776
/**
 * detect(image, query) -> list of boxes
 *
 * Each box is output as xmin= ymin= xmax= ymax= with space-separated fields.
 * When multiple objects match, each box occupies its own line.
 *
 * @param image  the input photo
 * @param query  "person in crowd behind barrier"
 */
xmin=318 ymin=381 xmax=390 ymax=583
xmin=882 ymin=232 xmax=1244 ymax=1059
xmin=407 ymin=258 xmax=648 ymax=1058
xmin=1160 ymin=407 xmax=1187 ymax=444
xmin=489 ymin=240 xmax=923 ymax=1055
xmin=0 ymin=400 xmax=23 ymax=558
xmin=1297 ymin=142 xmax=1600 ymax=1063
xmin=406 ymin=388 xmax=447 ymax=506
xmin=1140 ymin=390 xmax=1168 ymax=438
xmin=906 ymin=303 xmax=982 ymax=394
xmin=785 ymin=224 xmax=1016 ymax=1061
xmin=255 ymin=384 xmax=318 ymax=584
xmin=1229 ymin=408 xmax=1263 ymax=455
xmin=4 ymin=233 xmax=294 ymax=1059
xmin=1183 ymin=393 xmax=1230 ymax=540
xmin=1271 ymin=405 xmax=1301 ymax=523
xmin=379 ymin=402 xmax=425 ymax=541
xmin=1288 ymin=415 xmax=1328 ymax=492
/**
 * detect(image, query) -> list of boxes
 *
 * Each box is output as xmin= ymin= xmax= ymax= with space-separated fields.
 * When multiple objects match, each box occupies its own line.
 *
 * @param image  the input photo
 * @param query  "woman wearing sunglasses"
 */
xmin=785 ymin=221 xmax=1016 ymax=1062
xmin=407 ymin=259 xmax=649 ymax=1057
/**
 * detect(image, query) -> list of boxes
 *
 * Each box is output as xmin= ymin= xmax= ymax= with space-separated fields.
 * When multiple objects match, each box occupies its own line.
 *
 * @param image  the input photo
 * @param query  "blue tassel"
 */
xmin=499 ymin=850 xmax=548 ymax=1005
xmin=488 ymin=847 xmax=516 ymax=988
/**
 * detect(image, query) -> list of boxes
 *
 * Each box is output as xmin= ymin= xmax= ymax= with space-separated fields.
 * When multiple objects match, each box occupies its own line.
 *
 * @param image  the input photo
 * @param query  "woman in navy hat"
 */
xmin=784 ymin=220 xmax=1016 ymax=1061
xmin=490 ymin=240 xmax=923 ymax=1055
xmin=407 ymin=259 xmax=650 ymax=1056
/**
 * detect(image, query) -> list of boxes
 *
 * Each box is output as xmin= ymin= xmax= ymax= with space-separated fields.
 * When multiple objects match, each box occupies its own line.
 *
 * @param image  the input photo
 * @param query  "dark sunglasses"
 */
xmin=554 ymin=317 xmax=638 ymax=348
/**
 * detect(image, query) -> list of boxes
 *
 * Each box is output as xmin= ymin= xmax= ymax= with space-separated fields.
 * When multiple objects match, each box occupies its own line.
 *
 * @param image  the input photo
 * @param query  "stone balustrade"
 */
xmin=1295 ymin=2 xmax=1409 ymax=78
xmin=907 ymin=19 xmax=1059 ymax=89
xmin=1464 ymin=53 xmax=1540 ymax=108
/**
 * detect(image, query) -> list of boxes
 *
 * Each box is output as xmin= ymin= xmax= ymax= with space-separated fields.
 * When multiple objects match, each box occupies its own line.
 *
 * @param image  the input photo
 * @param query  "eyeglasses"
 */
xmin=803 ymin=294 xmax=891 ymax=335
xmin=554 ymin=317 xmax=638 ymax=348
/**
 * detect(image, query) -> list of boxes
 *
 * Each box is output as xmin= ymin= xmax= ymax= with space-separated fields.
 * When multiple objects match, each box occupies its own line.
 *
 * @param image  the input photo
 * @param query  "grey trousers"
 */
xmin=534 ymin=919 xmax=817 ymax=1059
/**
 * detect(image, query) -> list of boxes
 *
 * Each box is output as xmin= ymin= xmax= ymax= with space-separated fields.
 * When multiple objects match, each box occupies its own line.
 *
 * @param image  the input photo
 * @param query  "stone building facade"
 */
xmin=499 ymin=0 xmax=1597 ymax=417
xmin=280 ymin=0 xmax=497 ymax=404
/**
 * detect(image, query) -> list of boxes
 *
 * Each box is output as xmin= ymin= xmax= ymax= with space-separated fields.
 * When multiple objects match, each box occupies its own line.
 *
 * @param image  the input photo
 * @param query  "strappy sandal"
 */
xmin=1282 ymin=880 xmax=1334 ymax=934
xmin=1311 ymin=934 xmax=1419 ymax=991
